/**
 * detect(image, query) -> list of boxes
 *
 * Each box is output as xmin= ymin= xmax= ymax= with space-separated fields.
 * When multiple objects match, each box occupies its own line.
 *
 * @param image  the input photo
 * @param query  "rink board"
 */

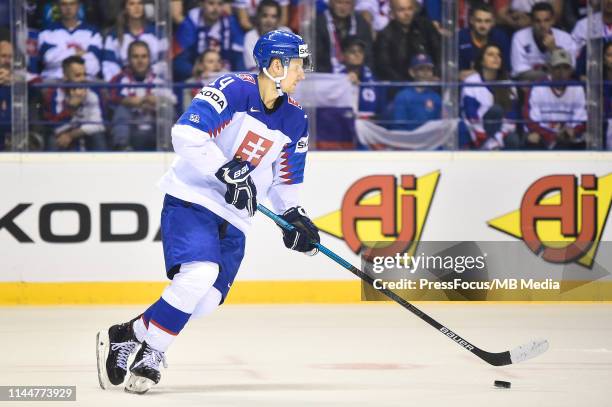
xmin=0 ymin=152 xmax=610 ymax=304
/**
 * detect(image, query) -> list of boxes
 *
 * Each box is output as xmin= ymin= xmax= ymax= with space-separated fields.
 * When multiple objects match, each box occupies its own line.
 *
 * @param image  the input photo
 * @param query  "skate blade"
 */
xmin=96 ymin=331 xmax=111 ymax=390
xmin=124 ymin=374 xmax=155 ymax=394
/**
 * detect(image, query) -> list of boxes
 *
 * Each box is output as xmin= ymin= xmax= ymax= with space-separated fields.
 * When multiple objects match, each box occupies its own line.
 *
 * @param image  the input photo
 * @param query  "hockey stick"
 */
xmin=257 ymin=204 xmax=549 ymax=366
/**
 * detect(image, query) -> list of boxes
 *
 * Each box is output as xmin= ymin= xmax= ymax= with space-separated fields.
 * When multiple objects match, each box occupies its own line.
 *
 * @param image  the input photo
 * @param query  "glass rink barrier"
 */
xmin=1 ymin=0 xmax=610 ymax=152
xmin=2 ymin=77 xmax=603 ymax=152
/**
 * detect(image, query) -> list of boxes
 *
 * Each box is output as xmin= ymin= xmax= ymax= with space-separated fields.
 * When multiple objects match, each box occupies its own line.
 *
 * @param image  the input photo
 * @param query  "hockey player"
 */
xmin=96 ymin=30 xmax=320 ymax=394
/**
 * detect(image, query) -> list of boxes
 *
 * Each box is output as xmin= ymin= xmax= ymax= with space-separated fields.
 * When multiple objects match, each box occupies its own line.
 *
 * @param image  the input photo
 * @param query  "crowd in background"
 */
xmin=0 ymin=0 xmax=609 ymax=151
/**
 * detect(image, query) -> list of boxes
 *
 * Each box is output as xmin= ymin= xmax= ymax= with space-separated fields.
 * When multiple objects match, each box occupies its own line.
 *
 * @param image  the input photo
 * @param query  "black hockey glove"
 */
xmin=279 ymin=206 xmax=320 ymax=254
xmin=215 ymin=157 xmax=257 ymax=217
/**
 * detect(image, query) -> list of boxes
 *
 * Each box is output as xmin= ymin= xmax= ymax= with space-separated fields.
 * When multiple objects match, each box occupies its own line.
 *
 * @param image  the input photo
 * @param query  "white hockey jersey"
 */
xmin=524 ymin=81 xmax=587 ymax=147
xmin=572 ymin=12 xmax=612 ymax=51
xmin=102 ymin=24 xmax=168 ymax=81
xmin=38 ymin=21 xmax=103 ymax=80
xmin=158 ymin=73 xmax=309 ymax=233
xmin=461 ymin=72 xmax=517 ymax=146
xmin=510 ymin=27 xmax=576 ymax=77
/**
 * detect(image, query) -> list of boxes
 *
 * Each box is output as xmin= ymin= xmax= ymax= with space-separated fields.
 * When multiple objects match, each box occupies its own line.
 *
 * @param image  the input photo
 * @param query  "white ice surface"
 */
xmin=1 ymin=303 xmax=610 ymax=406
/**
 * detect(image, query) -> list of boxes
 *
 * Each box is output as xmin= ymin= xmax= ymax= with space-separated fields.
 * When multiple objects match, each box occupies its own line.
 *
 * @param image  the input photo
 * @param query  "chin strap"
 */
xmin=263 ymin=65 xmax=288 ymax=96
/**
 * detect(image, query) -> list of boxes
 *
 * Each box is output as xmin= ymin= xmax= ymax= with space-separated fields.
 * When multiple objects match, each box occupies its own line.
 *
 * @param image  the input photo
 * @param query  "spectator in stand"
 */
xmin=315 ymin=0 xmax=373 ymax=73
xmin=572 ymin=0 xmax=612 ymax=51
xmin=182 ymin=49 xmax=226 ymax=111
xmin=524 ymin=48 xmax=586 ymax=150
xmin=0 ymin=37 xmax=12 ymax=151
xmin=38 ymin=0 xmax=103 ymax=80
xmin=173 ymin=0 xmax=245 ymax=81
xmin=339 ymin=36 xmax=378 ymax=118
xmin=26 ymin=28 xmax=42 ymax=81
xmin=109 ymin=41 xmax=176 ymax=150
xmin=170 ymin=0 xmax=202 ymax=25
xmin=497 ymin=0 xmax=562 ymax=32
xmin=374 ymin=0 xmax=440 ymax=81
xmin=572 ymin=0 xmax=612 ymax=78
xmin=355 ymin=0 xmax=390 ymax=33
xmin=603 ymin=41 xmax=612 ymax=149
xmin=561 ymin=0 xmax=587 ymax=32
xmin=234 ymin=0 xmax=289 ymax=32
xmin=32 ymin=0 xmax=102 ymax=29
xmin=243 ymin=0 xmax=288 ymax=71
xmin=391 ymin=54 xmax=441 ymax=130
xmin=102 ymin=0 xmax=168 ymax=82
xmin=42 ymin=56 xmax=106 ymax=150
xmin=461 ymin=44 xmax=519 ymax=150
xmin=510 ymin=1 xmax=575 ymax=80
xmin=459 ymin=2 xmax=511 ymax=81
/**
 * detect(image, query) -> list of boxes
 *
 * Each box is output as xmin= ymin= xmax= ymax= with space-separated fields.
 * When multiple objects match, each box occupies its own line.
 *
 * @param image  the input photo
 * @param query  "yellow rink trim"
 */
xmin=1 ymin=281 xmax=611 ymax=305
xmin=0 ymin=281 xmax=363 ymax=305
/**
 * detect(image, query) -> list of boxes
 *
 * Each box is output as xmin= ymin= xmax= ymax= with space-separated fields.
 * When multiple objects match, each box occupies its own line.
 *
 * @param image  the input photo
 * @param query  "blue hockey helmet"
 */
xmin=253 ymin=30 xmax=312 ymax=72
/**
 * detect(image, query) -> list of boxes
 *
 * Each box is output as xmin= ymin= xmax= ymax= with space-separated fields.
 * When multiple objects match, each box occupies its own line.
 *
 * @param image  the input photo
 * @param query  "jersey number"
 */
xmin=211 ymin=76 xmax=235 ymax=91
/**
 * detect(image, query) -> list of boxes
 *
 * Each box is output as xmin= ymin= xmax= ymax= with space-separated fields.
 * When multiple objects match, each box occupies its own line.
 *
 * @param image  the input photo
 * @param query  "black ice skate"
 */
xmin=96 ymin=321 xmax=141 ymax=389
xmin=124 ymin=341 xmax=167 ymax=394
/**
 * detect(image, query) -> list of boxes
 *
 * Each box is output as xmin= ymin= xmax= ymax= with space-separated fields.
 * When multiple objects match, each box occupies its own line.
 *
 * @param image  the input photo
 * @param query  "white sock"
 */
xmin=133 ymin=316 xmax=147 ymax=343
xmin=144 ymin=261 xmax=219 ymax=352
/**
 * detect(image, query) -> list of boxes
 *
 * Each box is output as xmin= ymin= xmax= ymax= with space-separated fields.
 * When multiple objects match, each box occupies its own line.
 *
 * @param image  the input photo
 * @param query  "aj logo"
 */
xmin=313 ymin=171 xmax=440 ymax=255
xmin=489 ymin=174 xmax=612 ymax=267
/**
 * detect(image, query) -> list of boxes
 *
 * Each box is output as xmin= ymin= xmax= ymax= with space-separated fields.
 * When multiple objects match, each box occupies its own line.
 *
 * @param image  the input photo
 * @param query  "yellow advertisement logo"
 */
xmin=488 ymin=174 xmax=612 ymax=267
xmin=314 ymin=171 xmax=440 ymax=255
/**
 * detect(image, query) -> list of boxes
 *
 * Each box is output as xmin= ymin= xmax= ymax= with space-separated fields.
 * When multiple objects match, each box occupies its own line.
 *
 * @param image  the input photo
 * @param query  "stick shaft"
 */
xmin=257 ymin=203 xmax=512 ymax=366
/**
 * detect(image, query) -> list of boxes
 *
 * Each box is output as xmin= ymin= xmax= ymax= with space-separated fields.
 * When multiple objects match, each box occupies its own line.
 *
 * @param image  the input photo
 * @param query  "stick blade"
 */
xmin=509 ymin=338 xmax=549 ymax=364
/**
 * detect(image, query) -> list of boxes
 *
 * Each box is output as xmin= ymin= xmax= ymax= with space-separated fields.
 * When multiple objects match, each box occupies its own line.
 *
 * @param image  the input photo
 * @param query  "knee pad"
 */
xmin=161 ymin=261 xmax=219 ymax=314
xmin=191 ymin=287 xmax=223 ymax=319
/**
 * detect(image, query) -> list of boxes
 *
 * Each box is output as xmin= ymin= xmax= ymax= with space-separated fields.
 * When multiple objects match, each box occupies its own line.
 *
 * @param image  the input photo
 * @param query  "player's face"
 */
xmin=330 ymin=0 xmax=355 ymax=19
xmin=482 ymin=46 xmax=502 ymax=71
xmin=343 ymin=45 xmax=365 ymax=67
xmin=391 ymin=0 xmax=416 ymax=27
xmin=532 ymin=10 xmax=554 ymax=37
xmin=129 ymin=45 xmax=151 ymax=76
xmin=126 ymin=0 xmax=144 ymax=20
xmin=0 ymin=41 xmax=12 ymax=68
xmin=470 ymin=10 xmax=494 ymax=37
xmin=258 ymin=6 xmax=280 ymax=34
xmin=59 ymin=0 xmax=79 ymax=20
xmin=202 ymin=0 xmax=223 ymax=22
xmin=201 ymin=51 xmax=222 ymax=74
xmin=64 ymin=62 xmax=86 ymax=82
xmin=280 ymin=58 xmax=306 ymax=94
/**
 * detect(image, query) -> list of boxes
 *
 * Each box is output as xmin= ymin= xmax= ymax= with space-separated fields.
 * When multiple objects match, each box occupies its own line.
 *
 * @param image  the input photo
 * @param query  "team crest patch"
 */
xmin=237 ymin=73 xmax=256 ymax=84
xmin=235 ymin=131 xmax=273 ymax=166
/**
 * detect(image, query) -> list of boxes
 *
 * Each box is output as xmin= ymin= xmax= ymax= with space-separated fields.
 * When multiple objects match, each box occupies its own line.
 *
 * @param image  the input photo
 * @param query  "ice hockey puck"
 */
xmin=494 ymin=380 xmax=511 ymax=389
